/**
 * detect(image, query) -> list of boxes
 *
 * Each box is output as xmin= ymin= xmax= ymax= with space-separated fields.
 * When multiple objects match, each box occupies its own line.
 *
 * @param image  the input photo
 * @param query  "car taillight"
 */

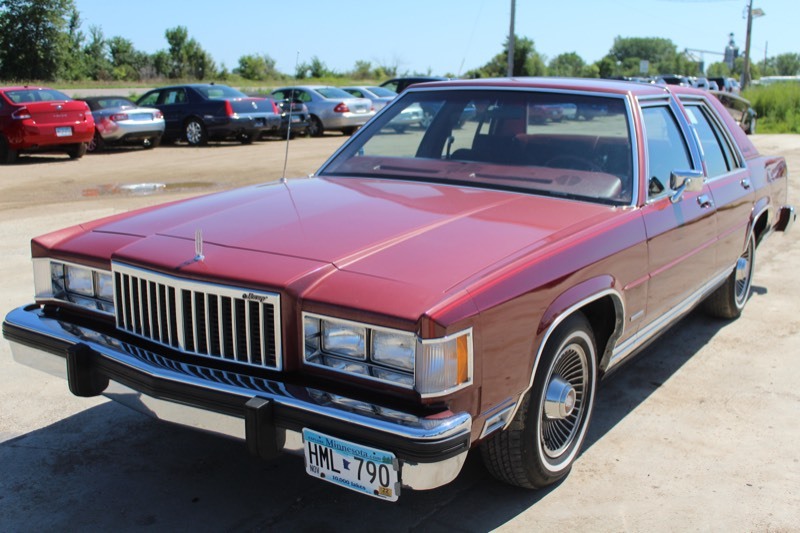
xmin=11 ymin=106 xmax=31 ymax=120
xmin=271 ymin=101 xmax=281 ymax=114
xmin=111 ymin=113 xmax=129 ymax=122
xmin=333 ymin=102 xmax=350 ymax=113
xmin=154 ymin=110 xmax=163 ymax=119
xmin=225 ymin=100 xmax=234 ymax=117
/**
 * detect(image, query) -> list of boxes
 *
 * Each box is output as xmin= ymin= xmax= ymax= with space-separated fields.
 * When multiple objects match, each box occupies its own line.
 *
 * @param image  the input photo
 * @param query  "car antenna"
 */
xmin=281 ymin=51 xmax=301 ymax=183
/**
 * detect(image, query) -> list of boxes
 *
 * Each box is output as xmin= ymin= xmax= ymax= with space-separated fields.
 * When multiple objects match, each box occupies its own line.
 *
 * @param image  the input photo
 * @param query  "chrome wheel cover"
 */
xmin=539 ymin=335 xmax=592 ymax=462
xmin=734 ymin=236 xmax=754 ymax=307
xmin=186 ymin=121 xmax=202 ymax=144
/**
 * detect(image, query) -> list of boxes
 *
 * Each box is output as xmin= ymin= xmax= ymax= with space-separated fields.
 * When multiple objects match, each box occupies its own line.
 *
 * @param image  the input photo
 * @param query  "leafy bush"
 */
xmin=743 ymin=83 xmax=800 ymax=133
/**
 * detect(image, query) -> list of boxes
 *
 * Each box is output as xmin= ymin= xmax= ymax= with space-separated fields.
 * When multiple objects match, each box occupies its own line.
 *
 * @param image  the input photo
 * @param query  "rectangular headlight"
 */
xmin=33 ymin=259 xmax=114 ymax=315
xmin=303 ymin=312 xmax=472 ymax=396
xmin=322 ymin=319 xmax=367 ymax=359
xmin=371 ymin=330 xmax=415 ymax=371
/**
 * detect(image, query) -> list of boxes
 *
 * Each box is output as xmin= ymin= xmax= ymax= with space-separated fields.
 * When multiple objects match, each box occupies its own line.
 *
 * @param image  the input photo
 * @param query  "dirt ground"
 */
xmin=0 ymin=134 xmax=798 ymax=531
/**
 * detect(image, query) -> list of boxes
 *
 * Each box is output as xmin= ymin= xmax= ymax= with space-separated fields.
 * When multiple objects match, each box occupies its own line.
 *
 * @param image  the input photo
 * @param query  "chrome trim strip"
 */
xmin=606 ymin=266 xmax=733 ymax=370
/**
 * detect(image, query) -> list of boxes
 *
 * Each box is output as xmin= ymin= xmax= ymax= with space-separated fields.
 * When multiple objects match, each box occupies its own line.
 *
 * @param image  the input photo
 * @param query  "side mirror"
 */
xmin=669 ymin=170 xmax=705 ymax=203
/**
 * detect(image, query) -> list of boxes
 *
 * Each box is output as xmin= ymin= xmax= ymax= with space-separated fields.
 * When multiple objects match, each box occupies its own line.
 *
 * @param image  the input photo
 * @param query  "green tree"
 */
xmin=350 ymin=60 xmax=372 ymax=80
xmin=465 ymin=36 xmax=546 ymax=78
xmin=235 ymin=54 xmax=279 ymax=80
xmin=773 ymin=53 xmax=800 ymax=76
xmin=0 ymin=0 xmax=78 ymax=81
xmin=548 ymin=52 xmax=585 ymax=77
xmin=108 ymin=36 xmax=150 ymax=81
xmin=82 ymin=25 xmax=113 ymax=81
xmin=160 ymin=26 xmax=216 ymax=79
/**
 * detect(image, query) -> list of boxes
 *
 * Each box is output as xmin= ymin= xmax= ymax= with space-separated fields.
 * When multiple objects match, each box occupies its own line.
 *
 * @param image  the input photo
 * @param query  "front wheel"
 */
xmin=481 ymin=312 xmax=597 ymax=489
xmin=704 ymin=232 xmax=755 ymax=319
xmin=184 ymin=119 xmax=208 ymax=146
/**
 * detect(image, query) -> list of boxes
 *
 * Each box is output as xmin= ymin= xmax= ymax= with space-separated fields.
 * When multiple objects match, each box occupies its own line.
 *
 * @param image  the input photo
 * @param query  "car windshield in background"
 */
xmin=368 ymin=86 xmax=397 ymax=97
xmin=316 ymin=87 xmax=356 ymax=99
xmin=88 ymin=97 xmax=135 ymax=110
xmin=196 ymin=85 xmax=248 ymax=99
xmin=5 ymin=88 xmax=71 ymax=103
xmin=320 ymin=90 xmax=633 ymax=205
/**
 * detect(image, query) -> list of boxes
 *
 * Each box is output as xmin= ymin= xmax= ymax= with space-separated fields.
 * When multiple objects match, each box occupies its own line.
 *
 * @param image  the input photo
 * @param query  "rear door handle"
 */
xmin=741 ymin=178 xmax=751 ymax=190
xmin=697 ymin=194 xmax=713 ymax=209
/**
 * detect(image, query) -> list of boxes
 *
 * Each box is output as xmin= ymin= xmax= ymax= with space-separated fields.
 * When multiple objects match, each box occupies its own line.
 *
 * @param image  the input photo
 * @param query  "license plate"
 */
xmin=55 ymin=126 xmax=72 ymax=137
xmin=254 ymin=118 xmax=265 ymax=127
xmin=291 ymin=115 xmax=302 ymax=123
xmin=302 ymin=428 xmax=400 ymax=501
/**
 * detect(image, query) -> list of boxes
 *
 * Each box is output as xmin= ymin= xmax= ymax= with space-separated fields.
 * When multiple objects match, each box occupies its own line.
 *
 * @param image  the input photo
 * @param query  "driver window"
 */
xmin=642 ymin=106 xmax=692 ymax=198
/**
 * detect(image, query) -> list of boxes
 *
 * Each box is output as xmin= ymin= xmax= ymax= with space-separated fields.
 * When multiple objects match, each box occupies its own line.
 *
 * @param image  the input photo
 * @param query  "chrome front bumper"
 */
xmin=3 ymin=305 xmax=472 ymax=491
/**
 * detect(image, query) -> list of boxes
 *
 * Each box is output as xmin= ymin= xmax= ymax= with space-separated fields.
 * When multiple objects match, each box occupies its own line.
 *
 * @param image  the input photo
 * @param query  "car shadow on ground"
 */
xmin=0 ymin=302 xmax=750 ymax=531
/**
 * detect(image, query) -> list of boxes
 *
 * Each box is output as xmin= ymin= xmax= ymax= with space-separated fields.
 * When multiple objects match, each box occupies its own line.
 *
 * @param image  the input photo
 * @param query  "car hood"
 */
xmin=83 ymin=176 xmax=621 ymax=318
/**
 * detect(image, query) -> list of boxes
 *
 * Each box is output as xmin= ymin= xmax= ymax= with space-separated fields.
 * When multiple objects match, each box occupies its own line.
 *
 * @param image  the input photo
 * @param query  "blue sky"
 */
xmin=73 ymin=0 xmax=795 ymax=77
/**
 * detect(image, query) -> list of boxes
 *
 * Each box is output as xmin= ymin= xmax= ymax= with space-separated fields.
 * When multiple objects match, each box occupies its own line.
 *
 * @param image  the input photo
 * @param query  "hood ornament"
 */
xmin=194 ymin=229 xmax=204 ymax=262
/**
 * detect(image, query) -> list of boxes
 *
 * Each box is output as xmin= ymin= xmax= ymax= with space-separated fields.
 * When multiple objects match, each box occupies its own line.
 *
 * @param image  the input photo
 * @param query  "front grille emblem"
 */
xmin=194 ymin=229 xmax=204 ymax=262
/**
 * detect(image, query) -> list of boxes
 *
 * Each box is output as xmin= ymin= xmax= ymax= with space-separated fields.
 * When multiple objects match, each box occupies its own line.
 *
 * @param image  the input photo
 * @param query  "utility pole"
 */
xmin=742 ymin=0 xmax=754 ymax=89
xmin=507 ymin=0 xmax=516 ymax=77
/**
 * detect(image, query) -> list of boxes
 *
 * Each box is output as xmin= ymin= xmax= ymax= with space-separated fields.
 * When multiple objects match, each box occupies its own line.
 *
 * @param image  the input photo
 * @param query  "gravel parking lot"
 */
xmin=1 ymin=134 xmax=798 ymax=531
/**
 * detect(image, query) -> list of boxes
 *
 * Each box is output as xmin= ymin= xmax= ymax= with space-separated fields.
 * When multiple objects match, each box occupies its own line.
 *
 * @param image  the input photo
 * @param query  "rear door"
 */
xmin=680 ymin=98 xmax=754 ymax=271
xmin=639 ymin=101 xmax=718 ymax=328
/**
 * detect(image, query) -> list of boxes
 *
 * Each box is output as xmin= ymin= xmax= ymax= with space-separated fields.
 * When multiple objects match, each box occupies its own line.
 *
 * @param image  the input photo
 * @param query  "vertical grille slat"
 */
xmin=112 ymin=264 xmax=281 ymax=370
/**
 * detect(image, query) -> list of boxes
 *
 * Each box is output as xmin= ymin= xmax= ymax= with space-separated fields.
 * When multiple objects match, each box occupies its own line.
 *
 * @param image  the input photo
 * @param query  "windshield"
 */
xmin=320 ymin=89 xmax=633 ymax=205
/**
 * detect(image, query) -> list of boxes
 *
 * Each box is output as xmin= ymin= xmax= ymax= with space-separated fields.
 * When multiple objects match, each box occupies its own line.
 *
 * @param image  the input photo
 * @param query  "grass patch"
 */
xmin=743 ymin=83 xmax=800 ymax=133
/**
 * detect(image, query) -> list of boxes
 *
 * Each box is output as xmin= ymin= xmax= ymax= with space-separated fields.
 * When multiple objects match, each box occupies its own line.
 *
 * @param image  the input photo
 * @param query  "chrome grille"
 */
xmin=113 ymin=263 xmax=281 ymax=369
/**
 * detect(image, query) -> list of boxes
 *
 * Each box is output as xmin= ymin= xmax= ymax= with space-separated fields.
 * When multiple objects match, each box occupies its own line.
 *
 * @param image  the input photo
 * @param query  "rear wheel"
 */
xmin=307 ymin=116 xmax=323 ymax=137
xmin=481 ymin=313 xmax=597 ymax=489
xmin=704 ymin=232 xmax=755 ymax=319
xmin=185 ymin=118 xmax=208 ymax=146
xmin=67 ymin=143 xmax=87 ymax=160
xmin=0 ymin=135 xmax=18 ymax=164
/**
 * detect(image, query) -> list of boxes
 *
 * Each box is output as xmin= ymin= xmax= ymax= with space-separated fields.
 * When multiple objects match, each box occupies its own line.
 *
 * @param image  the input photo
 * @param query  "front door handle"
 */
xmin=741 ymin=178 xmax=751 ymax=190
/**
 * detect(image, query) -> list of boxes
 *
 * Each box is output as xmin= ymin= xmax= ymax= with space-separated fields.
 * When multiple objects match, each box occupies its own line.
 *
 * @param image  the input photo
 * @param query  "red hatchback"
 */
xmin=0 ymin=86 xmax=94 ymax=164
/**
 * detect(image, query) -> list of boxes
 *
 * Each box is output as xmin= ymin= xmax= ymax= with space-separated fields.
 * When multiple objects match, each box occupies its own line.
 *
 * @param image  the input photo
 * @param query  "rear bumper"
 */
xmin=776 ymin=205 xmax=796 ymax=233
xmin=2 ymin=305 xmax=471 ymax=491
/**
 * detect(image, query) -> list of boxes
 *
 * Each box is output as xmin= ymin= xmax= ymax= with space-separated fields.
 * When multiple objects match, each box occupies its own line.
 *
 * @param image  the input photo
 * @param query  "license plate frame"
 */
xmin=302 ymin=428 xmax=400 ymax=501
xmin=55 ymin=126 xmax=73 ymax=137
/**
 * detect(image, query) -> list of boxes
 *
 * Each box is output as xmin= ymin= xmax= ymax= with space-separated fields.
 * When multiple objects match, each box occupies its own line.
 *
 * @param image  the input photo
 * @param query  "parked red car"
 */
xmin=0 ymin=86 xmax=94 ymax=163
xmin=3 ymin=78 xmax=795 ymax=502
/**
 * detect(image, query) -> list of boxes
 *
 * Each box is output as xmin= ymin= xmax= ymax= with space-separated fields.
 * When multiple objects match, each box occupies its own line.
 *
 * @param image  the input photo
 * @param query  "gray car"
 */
xmin=341 ymin=86 xmax=397 ymax=111
xmin=271 ymin=86 xmax=375 ymax=136
xmin=80 ymin=96 xmax=165 ymax=152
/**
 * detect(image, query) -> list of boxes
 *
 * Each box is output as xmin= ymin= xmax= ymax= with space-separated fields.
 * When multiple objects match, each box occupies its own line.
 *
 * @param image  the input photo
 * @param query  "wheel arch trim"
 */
xmin=502 ymin=284 xmax=624 ymax=430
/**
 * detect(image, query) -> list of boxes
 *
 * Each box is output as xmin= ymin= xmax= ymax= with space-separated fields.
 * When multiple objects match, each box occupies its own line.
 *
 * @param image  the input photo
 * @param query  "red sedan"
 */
xmin=3 ymin=78 xmax=795 ymax=501
xmin=0 ymin=86 xmax=94 ymax=163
